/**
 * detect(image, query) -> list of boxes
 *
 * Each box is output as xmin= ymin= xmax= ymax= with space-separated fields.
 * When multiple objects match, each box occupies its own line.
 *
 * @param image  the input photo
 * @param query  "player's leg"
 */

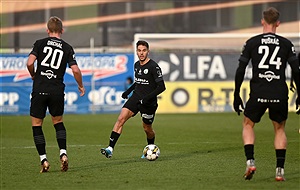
xmin=51 ymin=115 xmax=68 ymax=171
xmin=269 ymin=100 xmax=288 ymax=181
xmin=139 ymin=102 xmax=158 ymax=145
xmin=242 ymin=98 xmax=266 ymax=180
xmin=101 ymin=95 xmax=138 ymax=158
xmin=30 ymin=93 xmax=49 ymax=173
xmin=100 ymin=107 xmax=134 ymax=158
xmin=272 ymin=120 xmax=286 ymax=181
xmin=242 ymin=116 xmax=256 ymax=180
xmin=49 ymin=94 xmax=68 ymax=171
xmin=139 ymin=102 xmax=158 ymax=158
xmin=143 ymin=122 xmax=155 ymax=145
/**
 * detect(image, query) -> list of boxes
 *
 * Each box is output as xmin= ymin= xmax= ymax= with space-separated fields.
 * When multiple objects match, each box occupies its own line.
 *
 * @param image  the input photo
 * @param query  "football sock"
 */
xmin=32 ymin=126 xmax=46 ymax=156
xmin=244 ymin=144 xmax=254 ymax=160
xmin=147 ymin=137 xmax=155 ymax=145
xmin=40 ymin=155 xmax=47 ymax=164
xmin=54 ymin=122 xmax=67 ymax=150
xmin=109 ymin=131 xmax=120 ymax=148
xmin=275 ymin=149 xmax=286 ymax=168
xmin=60 ymin=149 xmax=67 ymax=157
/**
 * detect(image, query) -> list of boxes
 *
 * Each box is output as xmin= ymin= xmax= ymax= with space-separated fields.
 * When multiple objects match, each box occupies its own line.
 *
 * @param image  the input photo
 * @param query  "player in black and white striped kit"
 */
xmin=233 ymin=7 xmax=300 ymax=181
xmin=100 ymin=40 xmax=166 ymax=158
xmin=27 ymin=16 xmax=85 ymax=173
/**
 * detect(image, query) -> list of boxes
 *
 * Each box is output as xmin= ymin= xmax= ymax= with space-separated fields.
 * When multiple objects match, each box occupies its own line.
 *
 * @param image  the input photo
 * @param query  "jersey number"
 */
xmin=41 ymin=46 xmax=63 ymax=69
xmin=258 ymin=45 xmax=281 ymax=70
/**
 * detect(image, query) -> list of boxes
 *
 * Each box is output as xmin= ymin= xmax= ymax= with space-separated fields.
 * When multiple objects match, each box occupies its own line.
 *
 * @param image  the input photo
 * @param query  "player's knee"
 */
xmin=142 ymin=113 xmax=154 ymax=124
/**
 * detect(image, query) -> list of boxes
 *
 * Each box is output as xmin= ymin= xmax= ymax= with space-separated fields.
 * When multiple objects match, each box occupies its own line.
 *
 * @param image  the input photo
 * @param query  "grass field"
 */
xmin=1 ymin=113 xmax=299 ymax=189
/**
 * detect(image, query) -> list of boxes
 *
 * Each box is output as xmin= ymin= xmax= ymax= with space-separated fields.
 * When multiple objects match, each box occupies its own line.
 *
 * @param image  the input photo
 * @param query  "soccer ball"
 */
xmin=143 ymin=144 xmax=160 ymax=161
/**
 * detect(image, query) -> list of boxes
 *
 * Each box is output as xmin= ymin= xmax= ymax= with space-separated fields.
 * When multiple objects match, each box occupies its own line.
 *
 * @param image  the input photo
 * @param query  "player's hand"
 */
xmin=233 ymin=95 xmax=244 ymax=115
xmin=121 ymin=91 xmax=129 ymax=99
xmin=296 ymin=96 xmax=300 ymax=115
xmin=78 ymin=86 xmax=85 ymax=97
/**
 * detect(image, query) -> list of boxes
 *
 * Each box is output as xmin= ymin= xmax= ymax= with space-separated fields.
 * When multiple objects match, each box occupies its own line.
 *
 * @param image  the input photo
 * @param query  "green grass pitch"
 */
xmin=1 ymin=113 xmax=299 ymax=189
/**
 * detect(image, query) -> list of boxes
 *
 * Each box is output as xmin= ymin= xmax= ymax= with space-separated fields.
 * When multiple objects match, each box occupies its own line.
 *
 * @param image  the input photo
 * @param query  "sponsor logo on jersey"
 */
xmin=135 ymin=77 xmax=149 ymax=84
xmin=41 ymin=70 xmax=57 ymax=79
xmin=257 ymin=98 xmax=280 ymax=103
xmin=156 ymin=67 xmax=163 ymax=77
xmin=258 ymin=71 xmax=280 ymax=82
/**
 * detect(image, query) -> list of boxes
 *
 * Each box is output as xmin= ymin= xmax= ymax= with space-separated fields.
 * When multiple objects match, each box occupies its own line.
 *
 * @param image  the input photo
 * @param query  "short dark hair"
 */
xmin=136 ymin=40 xmax=149 ymax=49
xmin=263 ymin=7 xmax=280 ymax=24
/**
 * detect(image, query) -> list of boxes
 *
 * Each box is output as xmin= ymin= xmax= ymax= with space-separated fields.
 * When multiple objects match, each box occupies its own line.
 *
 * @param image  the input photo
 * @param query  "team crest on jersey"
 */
xmin=144 ymin=69 xmax=148 ymax=74
xmin=138 ymin=69 xmax=142 ymax=75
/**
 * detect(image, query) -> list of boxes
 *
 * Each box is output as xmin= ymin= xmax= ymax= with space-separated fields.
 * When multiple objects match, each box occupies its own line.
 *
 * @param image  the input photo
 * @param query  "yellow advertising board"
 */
xmin=157 ymin=81 xmax=298 ymax=113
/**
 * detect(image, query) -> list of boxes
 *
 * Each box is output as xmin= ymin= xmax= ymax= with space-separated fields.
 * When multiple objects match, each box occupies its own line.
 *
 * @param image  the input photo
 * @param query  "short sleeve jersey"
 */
xmin=239 ymin=33 xmax=298 ymax=99
xmin=133 ymin=59 xmax=164 ymax=99
xmin=30 ymin=37 xmax=77 ymax=94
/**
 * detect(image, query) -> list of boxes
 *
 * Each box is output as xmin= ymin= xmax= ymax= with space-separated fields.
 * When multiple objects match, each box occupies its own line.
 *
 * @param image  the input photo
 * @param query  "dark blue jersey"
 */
xmin=30 ymin=37 xmax=77 ymax=94
xmin=239 ymin=33 xmax=298 ymax=99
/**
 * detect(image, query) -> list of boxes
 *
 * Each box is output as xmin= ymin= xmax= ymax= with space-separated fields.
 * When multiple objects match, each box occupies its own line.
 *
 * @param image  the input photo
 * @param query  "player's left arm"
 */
xmin=70 ymin=64 xmax=85 ymax=97
xmin=27 ymin=54 xmax=37 ymax=80
xmin=142 ymin=66 xmax=166 ymax=102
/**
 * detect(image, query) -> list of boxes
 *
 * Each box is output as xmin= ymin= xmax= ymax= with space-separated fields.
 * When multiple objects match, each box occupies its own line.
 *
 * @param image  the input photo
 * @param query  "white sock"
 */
xmin=40 ymin=154 xmax=47 ymax=162
xmin=60 ymin=149 xmax=67 ymax=156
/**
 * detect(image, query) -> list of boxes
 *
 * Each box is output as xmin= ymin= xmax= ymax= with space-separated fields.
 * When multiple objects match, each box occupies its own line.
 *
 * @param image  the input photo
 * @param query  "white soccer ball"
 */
xmin=143 ymin=144 xmax=160 ymax=161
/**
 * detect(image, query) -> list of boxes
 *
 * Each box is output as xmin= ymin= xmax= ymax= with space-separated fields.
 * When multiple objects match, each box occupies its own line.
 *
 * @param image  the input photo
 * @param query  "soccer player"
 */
xmin=100 ymin=40 xmax=166 ymax=158
xmin=27 ymin=16 xmax=85 ymax=173
xmin=233 ymin=7 xmax=300 ymax=181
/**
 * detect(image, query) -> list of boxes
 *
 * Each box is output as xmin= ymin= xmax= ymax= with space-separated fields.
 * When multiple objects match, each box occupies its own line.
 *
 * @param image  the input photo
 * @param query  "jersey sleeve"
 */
xmin=29 ymin=40 xmax=39 ymax=57
xmin=287 ymin=42 xmax=298 ymax=64
xmin=152 ymin=64 xmax=164 ymax=83
xmin=238 ymin=40 xmax=251 ymax=64
xmin=67 ymin=46 xmax=77 ymax=67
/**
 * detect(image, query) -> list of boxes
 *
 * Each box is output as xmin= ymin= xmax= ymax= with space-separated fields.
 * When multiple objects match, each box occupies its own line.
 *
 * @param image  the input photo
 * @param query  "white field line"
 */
xmin=1 ymin=140 xmax=299 ymax=150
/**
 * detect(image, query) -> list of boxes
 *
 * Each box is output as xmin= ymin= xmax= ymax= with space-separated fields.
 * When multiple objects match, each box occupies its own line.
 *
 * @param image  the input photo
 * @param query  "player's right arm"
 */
xmin=122 ymin=83 xmax=136 ymax=99
xmin=27 ymin=54 xmax=37 ymax=80
xmin=233 ymin=61 xmax=247 ymax=115
xmin=233 ymin=41 xmax=251 ymax=115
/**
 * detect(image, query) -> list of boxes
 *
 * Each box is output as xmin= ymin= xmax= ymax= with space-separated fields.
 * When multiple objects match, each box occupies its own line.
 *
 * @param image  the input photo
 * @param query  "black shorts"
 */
xmin=30 ymin=92 xmax=64 ymax=119
xmin=244 ymin=97 xmax=288 ymax=123
xmin=123 ymin=93 xmax=158 ymax=119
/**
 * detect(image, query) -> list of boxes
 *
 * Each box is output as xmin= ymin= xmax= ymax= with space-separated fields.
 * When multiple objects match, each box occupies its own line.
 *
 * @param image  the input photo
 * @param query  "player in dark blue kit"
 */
xmin=27 ymin=16 xmax=85 ymax=173
xmin=233 ymin=7 xmax=300 ymax=181
xmin=100 ymin=40 xmax=166 ymax=158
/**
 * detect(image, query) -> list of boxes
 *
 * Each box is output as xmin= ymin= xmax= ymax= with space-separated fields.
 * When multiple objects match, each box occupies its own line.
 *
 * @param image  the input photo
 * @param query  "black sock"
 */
xmin=244 ymin=144 xmax=254 ymax=160
xmin=147 ymin=137 xmax=155 ymax=145
xmin=109 ymin=131 xmax=120 ymax=148
xmin=276 ymin=149 xmax=286 ymax=168
xmin=54 ymin=122 xmax=66 ymax=150
xmin=32 ymin=126 xmax=46 ymax=155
